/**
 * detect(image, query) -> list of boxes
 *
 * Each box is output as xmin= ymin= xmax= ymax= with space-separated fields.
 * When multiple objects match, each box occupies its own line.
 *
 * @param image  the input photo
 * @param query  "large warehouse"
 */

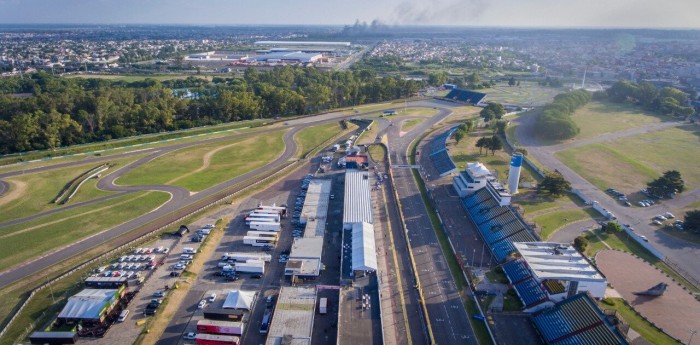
xmin=343 ymin=170 xmax=373 ymax=229
xmin=286 ymin=179 xmax=330 ymax=279
xmin=265 ymin=286 xmax=317 ymax=345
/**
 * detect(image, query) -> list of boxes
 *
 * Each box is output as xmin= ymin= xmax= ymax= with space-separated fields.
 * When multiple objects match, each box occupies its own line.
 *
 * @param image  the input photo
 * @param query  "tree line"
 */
xmin=0 ymin=67 xmax=425 ymax=154
xmin=597 ymin=80 xmax=694 ymax=117
xmin=536 ymin=90 xmax=591 ymax=140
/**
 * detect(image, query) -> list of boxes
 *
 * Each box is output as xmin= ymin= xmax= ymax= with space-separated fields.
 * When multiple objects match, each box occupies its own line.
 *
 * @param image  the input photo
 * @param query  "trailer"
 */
xmin=257 ymin=205 xmax=287 ymax=217
xmin=249 ymin=221 xmax=281 ymax=231
xmin=234 ymin=260 xmax=265 ymax=274
xmin=195 ymin=333 xmax=240 ymax=345
xmin=30 ymin=332 xmax=77 ymax=345
xmin=245 ymin=216 xmax=279 ymax=225
xmin=247 ymin=212 xmax=280 ymax=220
xmin=224 ymin=252 xmax=272 ymax=263
xmin=243 ymin=236 xmax=277 ymax=247
xmin=319 ymin=297 xmax=328 ymax=314
xmin=246 ymin=231 xmax=279 ymax=239
xmin=196 ymin=319 xmax=245 ymax=336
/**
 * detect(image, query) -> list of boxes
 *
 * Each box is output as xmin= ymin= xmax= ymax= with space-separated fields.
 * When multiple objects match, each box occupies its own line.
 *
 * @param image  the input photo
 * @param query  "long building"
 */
xmin=343 ymin=170 xmax=373 ymax=229
xmin=264 ymin=286 xmax=317 ymax=345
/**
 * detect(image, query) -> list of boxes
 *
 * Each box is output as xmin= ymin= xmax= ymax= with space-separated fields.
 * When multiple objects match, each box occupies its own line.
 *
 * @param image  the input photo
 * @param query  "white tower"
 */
xmin=508 ymin=153 xmax=524 ymax=194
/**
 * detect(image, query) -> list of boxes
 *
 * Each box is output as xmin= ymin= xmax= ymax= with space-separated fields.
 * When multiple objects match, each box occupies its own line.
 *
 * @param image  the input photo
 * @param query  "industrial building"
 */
xmin=254 ymin=41 xmax=351 ymax=47
xmin=264 ymin=286 xmax=317 ymax=345
xmin=299 ymin=179 xmax=331 ymax=237
xmin=252 ymin=51 xmax=322 ymax=64
xmin=343 ymin=170 xmax=373 ymax=229
xmin=285 ymin=237 xmax=324 ymax=278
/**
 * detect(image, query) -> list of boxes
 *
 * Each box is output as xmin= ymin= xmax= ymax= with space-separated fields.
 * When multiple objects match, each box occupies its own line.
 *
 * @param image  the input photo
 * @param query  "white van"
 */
xmin=117 ymin=310 xmax=129 ymax=322
xmin=183 ymin=247 xmax=195 ymax=254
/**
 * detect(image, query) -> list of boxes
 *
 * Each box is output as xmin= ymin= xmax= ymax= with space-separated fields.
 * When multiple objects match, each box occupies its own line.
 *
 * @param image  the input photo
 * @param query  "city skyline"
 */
xmin=0 ymin=0 xmax=699 ymax=29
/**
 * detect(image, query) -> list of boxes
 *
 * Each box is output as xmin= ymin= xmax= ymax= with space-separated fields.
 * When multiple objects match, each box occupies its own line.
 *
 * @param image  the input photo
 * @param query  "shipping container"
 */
xmin=195 ymin=333 xmax=239 ymax=345
xmin=196 ymin=319 xmax=244 ymax=335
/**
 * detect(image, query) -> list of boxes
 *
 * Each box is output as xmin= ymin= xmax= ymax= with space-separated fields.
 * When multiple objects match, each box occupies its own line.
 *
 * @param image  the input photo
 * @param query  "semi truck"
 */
xmin=196 ymin=319 xmax=245 ymax=336
xmin=257 ymin=205 xmax=287 ymax=217
xmin=194 ymin=333 xmax=240 ymax=345
xmin=249 ymin=221 xmax=281 ymax=231
xmin=223 ymin=252 xmax=272 ymax=263
xmin=243 ymin=236 xmax=277 ymax=247
xmin=247 ymin=212 xmax=280 ymax=220
xmin=234 ymin=260 xmax=265 ymax=274
xmin=245 ymin=217 xmax=278 ymax=226
xmin=246 ymin=231 xmax=278 ymax=239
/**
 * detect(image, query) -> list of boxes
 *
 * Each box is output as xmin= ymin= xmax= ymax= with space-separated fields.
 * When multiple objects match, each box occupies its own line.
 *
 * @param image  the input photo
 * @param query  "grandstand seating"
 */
xmin=443 ymin=88 xmax=487 ymax=105
xmin=502 ymin=259 xmax=531 ymax=284
xmin=532 ymin=293 xmax=629 ymax=345
xmin=513 ymin=277 xmax=548 ymax=308
xmin=430 ymin=150 xmax=457 ymax=176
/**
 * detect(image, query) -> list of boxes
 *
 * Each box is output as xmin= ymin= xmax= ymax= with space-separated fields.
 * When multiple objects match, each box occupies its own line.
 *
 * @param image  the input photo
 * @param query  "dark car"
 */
xmin=170 ymin=271 xmax=180 ymax=277
xmin=251 ymin=274 xmax=263 ymax=279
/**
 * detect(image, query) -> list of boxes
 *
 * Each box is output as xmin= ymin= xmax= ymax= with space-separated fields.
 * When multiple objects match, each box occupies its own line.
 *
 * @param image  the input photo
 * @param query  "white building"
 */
xmin=513 ymin=242 xmax=607 ymax=300
xmin=453 ymin=161 xmax=511 ymax=206
xmin=285 ymin=237 xmax=324 ymax=278
xmin=343 ymin=170 xmax=373 ymax=229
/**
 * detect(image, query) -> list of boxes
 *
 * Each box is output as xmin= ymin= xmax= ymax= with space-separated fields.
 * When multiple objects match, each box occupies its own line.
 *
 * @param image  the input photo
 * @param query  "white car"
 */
xmin=653 ymin=220 xmax=663 ymax=226
xmin=183 ymin=332 xmax=197 ymax=340
xmin=655 ymin=215 xmax=667 ymax=221
xmin=639 ymin=235 xmax=649 ymax=242
xmin=174 ymin=263 xmax=185 ymax=270
xmin=664 ymin=212 xmax=675 ymax=219
xmin=197 ymin=300 xmax=206 ymax=309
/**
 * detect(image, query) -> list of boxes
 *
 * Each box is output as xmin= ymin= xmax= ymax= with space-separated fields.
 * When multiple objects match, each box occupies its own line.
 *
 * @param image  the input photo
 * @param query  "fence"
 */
xmin=0 ymin=159 xmax=300 ymax=342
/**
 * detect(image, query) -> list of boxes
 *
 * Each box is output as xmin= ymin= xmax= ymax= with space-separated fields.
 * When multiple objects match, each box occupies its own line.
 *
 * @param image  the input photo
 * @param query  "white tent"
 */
xmin=351 ymin=222 xmax=378 ymax=272
xmin=58 ymin=289 xmax=118 ymax=320
xmin=222 ymin=290 xmax=256 ymax=310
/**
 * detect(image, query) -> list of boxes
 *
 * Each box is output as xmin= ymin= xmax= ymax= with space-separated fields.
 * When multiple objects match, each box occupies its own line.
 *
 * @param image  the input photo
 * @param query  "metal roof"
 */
xmin=343 ymin=170 xmax=373 ymax=225
xmin=58 ymin=289 xmax=119 ymax=320
xmin=300 ymin=179 xmax=331 ymax=238
xmin=351 ymin=222 xmax=378 ymax=271
xmin=514 ymin=242 xmax=606 ymax=282
xmin=265 ymin=286 xmax=316 ymax=345
xmin=289 ymin=237 xmax=324 ymax=260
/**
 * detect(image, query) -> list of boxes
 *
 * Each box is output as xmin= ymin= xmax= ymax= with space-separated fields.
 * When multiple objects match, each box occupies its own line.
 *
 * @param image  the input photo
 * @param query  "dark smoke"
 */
xmin=390 ymin=0 xmax=488 ymax=25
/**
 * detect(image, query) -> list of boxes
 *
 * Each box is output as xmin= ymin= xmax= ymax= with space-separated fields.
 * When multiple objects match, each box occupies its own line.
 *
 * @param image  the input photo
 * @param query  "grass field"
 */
xmin=478 ymin=81 xmax=563 ymax=106
xmin=534 ymin=208 xmax=597 ymax=240
xmin=368 ymin=145 xmax=386 ymax=163
xmin=570 ymin=102 xmax=671 ymax=140
xmin=0 ymin=191 xmax=169 ymax=271
xmin=117 ymin=130 xmax=285 ymax=192
xmin=401 ymin=118 xmax=425 ymax=132
xmin=0 ymin=155 xmax=148 ymax=223
xmin=557 ymin=125 xmax=700 ymax=192
xmin=356 ymin=120 xmax=379 ymax=145
xmin=295 ymin=123 xmax=343 ymax=157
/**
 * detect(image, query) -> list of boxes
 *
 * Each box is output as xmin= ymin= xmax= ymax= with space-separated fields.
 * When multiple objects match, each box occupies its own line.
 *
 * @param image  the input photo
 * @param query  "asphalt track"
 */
xmin=0 ymin=102 xmax=441 ymax=290
xmin=385 ymin=105 xmax=478 ymax=345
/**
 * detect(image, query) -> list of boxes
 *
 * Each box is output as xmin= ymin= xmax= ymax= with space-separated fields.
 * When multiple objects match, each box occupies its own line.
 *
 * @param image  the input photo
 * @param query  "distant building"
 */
xmin=254 ymin=41 xmax=351 ymax=47
xmin=442 ymin=88 xmax=487 ymax=105
xmin=453 ymin=162 xmax=511 ymax=206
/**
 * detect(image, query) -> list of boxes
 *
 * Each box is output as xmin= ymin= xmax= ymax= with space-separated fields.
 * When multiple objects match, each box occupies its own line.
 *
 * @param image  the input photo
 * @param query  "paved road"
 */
xmin=515 ymin=111 xmax=700 ymax=284
xmin=0 ymin=180 xmax=8 ymax=197
xmin=387 ymin=105 xmax=478 ymax=345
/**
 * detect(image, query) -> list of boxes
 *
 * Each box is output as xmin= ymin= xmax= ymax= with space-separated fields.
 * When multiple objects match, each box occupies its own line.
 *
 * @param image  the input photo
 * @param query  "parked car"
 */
xmin=653 ymin=220 xmax=663 ymax=226
xmin=664 ymin=212 xmax=675 ymax=218
xmin=153 ymin=291 xmax=165 ymax=297
xmin=198 ymin=300 xmax=207 ymax=309
xmin=183 ymin=332 xmax=197 ymax=340
xmin=639 ymin=235 xmax=649 ymax=242
xmin=208 ymin=293 xmax=217 ymax=302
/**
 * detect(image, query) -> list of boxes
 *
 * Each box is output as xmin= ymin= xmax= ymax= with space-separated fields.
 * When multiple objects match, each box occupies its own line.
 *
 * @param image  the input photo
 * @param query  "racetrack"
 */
xmin=0 ymin=102 xmax=442 ymax=289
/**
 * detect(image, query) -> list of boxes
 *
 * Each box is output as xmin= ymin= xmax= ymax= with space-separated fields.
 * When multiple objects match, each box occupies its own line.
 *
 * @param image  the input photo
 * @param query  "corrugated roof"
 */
xmin=343 ymin=170 xmax=373 ymax=225
xmin=265 ymin=286 xmax=316 ymax=345
xmin=514 ymin=242 xmax=605 ymax=282
xmin=300 ymin=179 xmax=331 ymax=238
xmin=351 ymin=222 xmax=378 ymax=271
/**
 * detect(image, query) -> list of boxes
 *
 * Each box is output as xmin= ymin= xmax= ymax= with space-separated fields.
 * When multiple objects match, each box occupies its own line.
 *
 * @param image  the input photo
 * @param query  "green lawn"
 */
xmin=117 ymin=130 xmax=285 ymax=192
xmin=0 ymin=155 xmax=147 ymax=223
xmin=401 ymin=118 xmax=425 ymax=132
xmin=295 ymin=123 xmax=343 ymax=157
xmin=557 ymin=125 xmax=700 ymax=192
xmin=477 ymin=81 xmax=563 ymax=106
xmin=515 ymin=200 xmax=560 ymax=214
xmin=571 ymin=101 xmax=670 ymax=140
xmin=357 ymin=120 xmax=379 ymax=145
xmin=602 ymin=298 xmax=682 ymax=345
xmin=534 ymin=208 xmax=596 ymax=240
xmin=368 ymin=145 xmax=386 ymax=163
xmin=0 ymin=191 xmax=169 ymax=271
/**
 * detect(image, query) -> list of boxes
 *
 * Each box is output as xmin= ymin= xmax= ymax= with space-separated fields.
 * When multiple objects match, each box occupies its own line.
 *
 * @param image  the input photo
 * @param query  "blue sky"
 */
xmin=0 ymin=0 xmax=697 ymax=28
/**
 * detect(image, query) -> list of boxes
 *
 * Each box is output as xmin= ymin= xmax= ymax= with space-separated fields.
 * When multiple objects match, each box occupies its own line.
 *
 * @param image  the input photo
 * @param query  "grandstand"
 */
xmin=442 ymin=88 xmax=487 ymax=105
xmin=428 ymin=128 xmax=458 ymax=176
xmin=532 ymin=293 xmax=629 ymax=345
xmin=461 ymin=188 xmax=536 ymax=262
xmin=502 ymin=259 xmax=551 ymax=311
xmin=453 ymin=162 xmax=511 ymax=205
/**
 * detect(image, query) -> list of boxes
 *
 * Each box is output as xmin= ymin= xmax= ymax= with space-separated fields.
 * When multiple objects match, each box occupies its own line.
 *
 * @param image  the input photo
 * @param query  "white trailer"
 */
xmin=225 ymin=252 xmax=272 ymax=263
xmin=245 ymin=217 xmax=278 ymax=226
xmin=249 ymin=221 xmax=281 ymax=231
xmin=319 ymin=297 xmax=328 ymax=314
xmin=250 ymin=209 xmax=282 ymax=216
xmin=243 ymin=236 xmax=277 ymax=247
xmin=247 ymin=213 xmax=280 ymax=221
xmin=246 ymin=231 xmax=279 ymax=239
xmin=257 ymin=205 xmax=287 ymax=217
xmin=234 ymin=260 xmax=265 ymax=274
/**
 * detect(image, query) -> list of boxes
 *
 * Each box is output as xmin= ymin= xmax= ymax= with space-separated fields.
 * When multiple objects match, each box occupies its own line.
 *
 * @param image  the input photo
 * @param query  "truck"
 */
xmin=259 ymin=309 xmax=273 ymax=334
xmin=246 ymin=230 xmax=278 ymax=239
xmin=196 ymin=319 xmax=245 ymax=336
xmin=194 ymin=333 xmax=240 ymax=345
xmin=245 ymin=216 xmax=279 ymax=226
xmin=234 ymin=260 xmax=265 ymax=274
xmin=225 ymin=252 xmax=272 ymax=263
xmin=243 ymin=236 xmax=277 ymax=247
xmin=249 ymin=221 xmax=281 ymax=231
xmin=319 ymin=297 xmax=328 ymax=314
xmin=257 ymin=205 xmax=287 ymax=217
xmin=247 ymin=211 xmax=280 ymax=220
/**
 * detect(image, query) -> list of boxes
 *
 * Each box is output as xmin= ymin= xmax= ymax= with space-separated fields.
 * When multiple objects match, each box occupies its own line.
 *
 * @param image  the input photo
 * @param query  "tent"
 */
xmin=222 ymin=290 xmax=256 ymax=310
xmin=351 ymin=222 xmax=378 ymax=272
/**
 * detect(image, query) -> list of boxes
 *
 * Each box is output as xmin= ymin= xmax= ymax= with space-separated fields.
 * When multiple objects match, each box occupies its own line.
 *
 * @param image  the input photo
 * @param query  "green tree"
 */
xmin=492 ymin=120 xmax=508 ymax=135
xmin=538 ymin=171 xmax=571 ymax=196
xmin=480 ymin=102 xmax=505 ymax=122
xmin=684 ymin=210 xmax=700 ymax=233
xmin=647 ymin=170 xmax=685 ymax=197
xmin=475 ymin=137 xmax=488 ymax=155
xmin=574 ymin=235 xmax=589 ymax=252
xmin=487 ymin=135 xmax=502 ymax=155
xmin=508 ymin=77 xmax=516 ymax=86
xmin=454 ymin=129 xmax=466 ymax=144
xmin=603 ymin=222 xmax=622 ymax=234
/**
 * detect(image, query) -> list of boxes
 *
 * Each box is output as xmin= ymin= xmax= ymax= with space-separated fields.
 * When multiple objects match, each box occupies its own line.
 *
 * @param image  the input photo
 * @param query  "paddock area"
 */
xmin=596 ymin=250 xmax=700 ymax=342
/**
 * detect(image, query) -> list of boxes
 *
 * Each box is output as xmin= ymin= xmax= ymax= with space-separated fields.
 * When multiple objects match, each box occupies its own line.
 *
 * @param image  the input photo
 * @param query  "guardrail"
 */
xmin=0 ymin=159 xmax=301 ymax=342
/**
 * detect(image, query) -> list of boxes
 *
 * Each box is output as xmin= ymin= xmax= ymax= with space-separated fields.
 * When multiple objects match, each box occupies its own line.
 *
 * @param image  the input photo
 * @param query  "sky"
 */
xmin=0 ymin=0 xmax=698 ymax=29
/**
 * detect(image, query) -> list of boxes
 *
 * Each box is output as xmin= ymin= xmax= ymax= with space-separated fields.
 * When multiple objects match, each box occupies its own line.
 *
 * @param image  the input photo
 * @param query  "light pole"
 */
xmin=472 ymin=248 xmax=476 ymax=266
xmin=689 ymin=330 xmax=697 ymax=345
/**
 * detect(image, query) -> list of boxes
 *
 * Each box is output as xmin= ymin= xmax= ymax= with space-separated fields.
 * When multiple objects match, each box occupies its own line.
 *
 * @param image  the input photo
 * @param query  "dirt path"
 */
xmin=0 ymin=179 xmax=26 ymax=208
